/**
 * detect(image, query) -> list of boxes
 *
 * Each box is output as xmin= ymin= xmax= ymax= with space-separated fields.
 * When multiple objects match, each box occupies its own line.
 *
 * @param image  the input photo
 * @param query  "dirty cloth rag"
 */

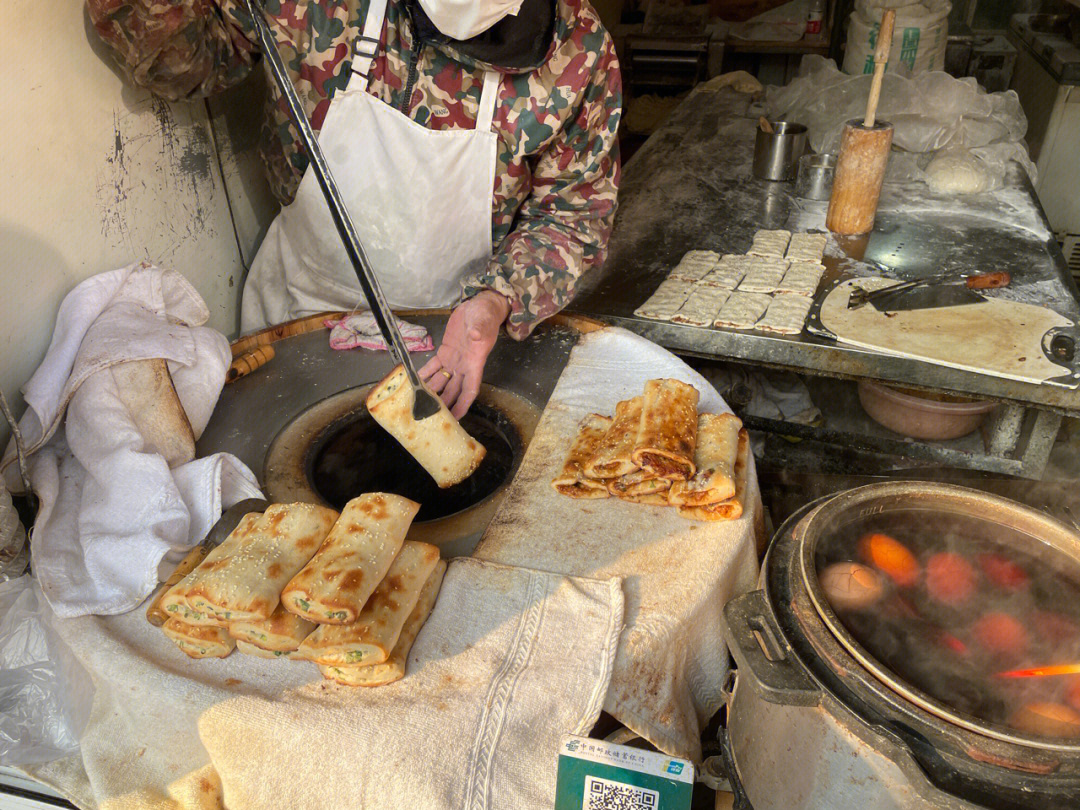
xmin=2 ymin=263 xmax=262 ymax=619
xmin=324 ymin=311 xmax=434 ymax=352
xmin=23 ymin=557 xmax=624 ymax=810
xmin=475 ymin=327 xmax=762 ymax=762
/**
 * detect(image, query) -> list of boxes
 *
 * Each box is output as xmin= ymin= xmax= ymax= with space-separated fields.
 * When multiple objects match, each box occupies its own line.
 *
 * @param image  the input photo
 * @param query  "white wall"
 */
xmin=0 ymin=0 xmax=276 ymax=445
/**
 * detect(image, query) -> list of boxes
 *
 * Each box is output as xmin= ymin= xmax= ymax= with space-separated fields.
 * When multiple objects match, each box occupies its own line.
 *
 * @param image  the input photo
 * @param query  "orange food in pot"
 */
xmin=1009 ymin=703 xmax=1080 ymax=739
xmin=972 ymin=613 xmax=1028 ymax=658
xmin=925 ymin=552 xmax=976 ymax=606
xmin=1065 ymin=678 xmax=1080 ymax=714
xmin=858 ymin=533 xmax=920 ymax=587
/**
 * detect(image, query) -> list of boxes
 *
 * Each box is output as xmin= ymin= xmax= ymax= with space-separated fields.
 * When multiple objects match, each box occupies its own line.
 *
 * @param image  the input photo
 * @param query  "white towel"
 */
xmin=23 ymin=558 xmax=624 ymax=810
xmin=5 ymin=263 xmax=263 ymax=618
xmin=475 ymin=327 xmax=763 ymax=761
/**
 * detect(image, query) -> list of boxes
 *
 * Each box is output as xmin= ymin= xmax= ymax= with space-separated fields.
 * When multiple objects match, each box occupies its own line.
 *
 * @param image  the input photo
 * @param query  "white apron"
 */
xmin=240 ymin=0 xmax=501 ymax=332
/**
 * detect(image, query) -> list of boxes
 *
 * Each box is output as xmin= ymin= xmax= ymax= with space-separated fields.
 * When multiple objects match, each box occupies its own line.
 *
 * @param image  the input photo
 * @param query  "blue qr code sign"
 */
xmin=582 ymin=775 xmax=660 ymax=810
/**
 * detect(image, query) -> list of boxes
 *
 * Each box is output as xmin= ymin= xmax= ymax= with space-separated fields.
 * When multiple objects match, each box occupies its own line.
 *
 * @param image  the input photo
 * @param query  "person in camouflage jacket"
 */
xmin=87 ymin=0 xmax=621 ymax=416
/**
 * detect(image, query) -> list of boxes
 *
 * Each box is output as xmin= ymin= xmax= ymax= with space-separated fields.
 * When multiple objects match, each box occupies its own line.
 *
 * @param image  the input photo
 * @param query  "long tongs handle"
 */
xmin=244 ymin=0 xmax=421 ymax=389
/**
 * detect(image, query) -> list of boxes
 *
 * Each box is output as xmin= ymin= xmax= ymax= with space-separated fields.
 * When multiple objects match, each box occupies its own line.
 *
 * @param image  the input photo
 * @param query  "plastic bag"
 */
xmin=765 ymin=56 xmax=1035 ymax=191
xmin=0 ymin=576 xmax=93 ymax=765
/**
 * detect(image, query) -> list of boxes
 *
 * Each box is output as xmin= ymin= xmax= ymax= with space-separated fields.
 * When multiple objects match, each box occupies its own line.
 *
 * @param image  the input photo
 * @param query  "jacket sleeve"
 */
xmin=461 ymin=35 xmax=623 ymax=341
xmin=86 ymin=0 xmax=256 ymax=101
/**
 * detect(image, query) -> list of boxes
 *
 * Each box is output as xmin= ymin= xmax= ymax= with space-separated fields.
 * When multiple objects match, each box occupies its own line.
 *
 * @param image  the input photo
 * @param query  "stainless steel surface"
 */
xmin=244 ymin=0 xmax=440 ymax=421
xmin=797 ymin=482 xmax=1080 ymax=753
xmin=197 ymin=314 xmax=579 ymax=518
xmin=794 ymin=152 xmax=835 ymax=200
xmin=752 ymin=121 xmax=807 ymax=182
xmin=569 ymin=87 xmax=1080 ymax=412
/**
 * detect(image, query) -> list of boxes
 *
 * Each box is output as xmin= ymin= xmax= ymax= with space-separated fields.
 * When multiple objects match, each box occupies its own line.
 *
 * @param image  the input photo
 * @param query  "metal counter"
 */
xmin=569 ymin=87 xmax=1080 ymax=413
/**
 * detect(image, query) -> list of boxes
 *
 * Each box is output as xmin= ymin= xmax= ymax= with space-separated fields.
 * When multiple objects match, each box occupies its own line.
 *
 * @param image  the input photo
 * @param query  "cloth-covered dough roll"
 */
xmin=283 ymin=493 xmax=418 ymax=624
xmin=669 ymin=413 xmax=742 ymax=507
xmin=318 ymin=560 xmax=447 ymax=687
xmin=584 ymin=397 xmax=644 ymax=479
xmin=162 ymin=618 xmax=236 ymax=659
xmin=366 ymin=365 xmax=486 ymax=488
xmin=228 ymin=604 xmax=316 ymax=653
xmin=678 ymin=429 xmax=750 ymax=522
xmin=160 ymin=504 xmax=337 ymax=623
xmin=552 ymin=414 xmax=612 ymax=498
xmin=632 ymin=379 xmax=699 ymax=480
xmin=296 ymin=541 xmax=441 ymax=666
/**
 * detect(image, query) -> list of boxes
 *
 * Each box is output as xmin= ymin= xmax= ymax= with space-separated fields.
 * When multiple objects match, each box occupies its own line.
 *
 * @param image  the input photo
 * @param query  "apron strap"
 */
xmin=476 ymin=71 xmax=501 ymax=132
xmin=351 ymin=0 xmax=389 ymax=88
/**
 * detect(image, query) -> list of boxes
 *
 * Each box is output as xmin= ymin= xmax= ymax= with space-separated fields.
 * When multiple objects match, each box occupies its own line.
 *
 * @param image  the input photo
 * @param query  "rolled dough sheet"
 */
xmin=668 ymin=250 xmax=720 ymax=282
xmin=672 ymin=286 xmax=732 ymax=327
xmin=714 ymin=291 xmax=771 ymax=329
xmin=737 ymin=257 xmax=788 ymax=294
xmin=776 ymin=262 xmax=824 ymax=297
xmin=757 ymin=293 xmax=813 ymax=335
xmin=701 ymin=255 xmax=753 ymax=289
xmin=747 ymin=229 xmax=791 ymax=258
xmin=820 ymin=278 xmax=1075 ymax=385
xmin=785 ymin=232 xmax=827 ymax=264
xmin=635 ymin=279 xmax=694 ymax=321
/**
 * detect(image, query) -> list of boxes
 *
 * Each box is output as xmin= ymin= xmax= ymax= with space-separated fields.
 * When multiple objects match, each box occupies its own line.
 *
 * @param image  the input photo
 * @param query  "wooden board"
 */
xmin=820 ymin=278 xmax=1073 ymax=385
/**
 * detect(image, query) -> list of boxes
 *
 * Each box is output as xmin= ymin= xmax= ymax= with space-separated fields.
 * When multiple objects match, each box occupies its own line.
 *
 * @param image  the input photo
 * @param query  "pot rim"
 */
xmin=794 ymin=481 xmax=1080 ymax=754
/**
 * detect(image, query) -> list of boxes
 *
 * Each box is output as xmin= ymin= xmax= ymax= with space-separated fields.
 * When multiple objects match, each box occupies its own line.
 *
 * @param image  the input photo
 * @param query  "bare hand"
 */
xmin=419 ymin=291 xmax=510 ymax=419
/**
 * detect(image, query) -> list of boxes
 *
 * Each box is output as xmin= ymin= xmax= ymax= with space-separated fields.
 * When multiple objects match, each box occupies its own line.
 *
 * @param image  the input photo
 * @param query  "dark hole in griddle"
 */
xmin=306 ymin=403 xmax=519 ymax=523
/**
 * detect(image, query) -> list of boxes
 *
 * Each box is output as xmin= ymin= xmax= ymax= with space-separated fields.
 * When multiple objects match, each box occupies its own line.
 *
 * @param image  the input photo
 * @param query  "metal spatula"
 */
xmin=245 ymin=0 xmax=442 ymax=421
xmin=848 ymin=271 xmax=1011 ymax=312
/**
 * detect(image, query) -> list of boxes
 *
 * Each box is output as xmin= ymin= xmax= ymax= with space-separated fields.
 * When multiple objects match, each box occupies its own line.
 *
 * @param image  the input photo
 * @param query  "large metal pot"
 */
xmin=721 ymin=482 xmax=1080 ymax=810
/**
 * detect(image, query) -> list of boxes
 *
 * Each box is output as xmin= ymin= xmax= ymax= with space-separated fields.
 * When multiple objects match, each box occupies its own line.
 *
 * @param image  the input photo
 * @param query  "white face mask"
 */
xmin=416 ymin=0 xmax=527 ymax=41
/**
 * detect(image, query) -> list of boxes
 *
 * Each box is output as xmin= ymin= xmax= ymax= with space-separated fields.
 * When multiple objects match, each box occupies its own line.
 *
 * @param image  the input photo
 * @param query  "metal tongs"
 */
xmin=244 ymin=0 xmax=442 ymax=420
xmin=847 ymin=270 xmax=1012 ymax=311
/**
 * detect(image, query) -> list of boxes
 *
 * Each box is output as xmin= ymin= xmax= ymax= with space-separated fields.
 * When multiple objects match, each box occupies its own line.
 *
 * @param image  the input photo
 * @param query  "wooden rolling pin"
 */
xmin=226 ymin=345 xmax=275 ymax=383
xmin=826 ymin=9 xmax=897 ymax=236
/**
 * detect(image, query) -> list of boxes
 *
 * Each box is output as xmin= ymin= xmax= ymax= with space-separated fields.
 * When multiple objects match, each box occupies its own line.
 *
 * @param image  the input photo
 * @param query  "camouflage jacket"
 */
xmin=87 ymin=0 xmax=621 ymax=339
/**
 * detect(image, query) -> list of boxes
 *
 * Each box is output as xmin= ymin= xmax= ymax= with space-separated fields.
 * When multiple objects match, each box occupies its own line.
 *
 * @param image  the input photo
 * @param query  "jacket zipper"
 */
xmin=400 ymin=43 xmax=421 ymax=116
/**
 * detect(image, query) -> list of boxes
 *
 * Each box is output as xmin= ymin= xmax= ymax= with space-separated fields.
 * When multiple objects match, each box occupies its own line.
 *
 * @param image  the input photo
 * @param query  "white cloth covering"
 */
xmin=4 ymin=263 xmax=262 ymax=618
xmin=23 ymin=558 xmax=624 ymax=810
xmin=475 ymin=327 xmax=763 ymax=761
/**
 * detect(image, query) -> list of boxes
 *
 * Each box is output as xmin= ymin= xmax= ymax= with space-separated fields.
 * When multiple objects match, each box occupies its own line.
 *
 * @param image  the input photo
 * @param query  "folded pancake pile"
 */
xmin=156 ymin=494 xmax=446 ymax=686
xmin=552 ymin=380 xmax=750 ymax=522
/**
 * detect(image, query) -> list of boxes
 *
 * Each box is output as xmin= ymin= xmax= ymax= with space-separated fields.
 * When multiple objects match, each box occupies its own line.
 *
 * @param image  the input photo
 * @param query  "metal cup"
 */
xmin=752 ymin=121 xmax=807 ymax=182
xmin=795 ymin=153 xmax=837 ymax=200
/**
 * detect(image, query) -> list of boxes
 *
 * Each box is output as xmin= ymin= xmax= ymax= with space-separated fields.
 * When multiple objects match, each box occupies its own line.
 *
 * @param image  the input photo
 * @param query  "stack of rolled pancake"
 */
xmin=157 ymin=494 xmax=446 ymax=687
xmin=551 ymin=378 xmax=749 ymax=521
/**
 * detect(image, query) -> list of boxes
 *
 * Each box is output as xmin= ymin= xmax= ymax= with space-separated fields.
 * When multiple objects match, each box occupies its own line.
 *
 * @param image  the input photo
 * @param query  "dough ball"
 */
xmin=925 ymin=152 xmax=990 ymax=195
xmin=819 ymin=562 xmax=886 ymax=612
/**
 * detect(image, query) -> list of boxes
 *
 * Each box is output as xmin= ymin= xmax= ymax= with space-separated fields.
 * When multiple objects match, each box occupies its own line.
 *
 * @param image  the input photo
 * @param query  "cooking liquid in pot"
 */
xmin=816 ymin=510 xmax=1080 ymax=741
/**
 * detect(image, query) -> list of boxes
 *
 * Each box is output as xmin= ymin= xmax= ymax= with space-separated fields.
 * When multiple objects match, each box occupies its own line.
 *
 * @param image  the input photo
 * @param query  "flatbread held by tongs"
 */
xmin=584 ymin=396 xmax=644 ymax=479
xmin=295 ymin=541 xmax=441 ymax=667
xmin=318 ymin=559 xmax=447 ymax=687
xmin=366 ymin=365 xmax=486 ymax=488
xmin=631 ymin=379 xmax=699 ymax=481
xmin=283 ymin=493 xmax=418 ymax=624
xmin=669 ymin=413 xmax=742 ymax=507
xmin=160 ymin=503 xmax=338 ymax=623
xmin=677 ymin=429 xmax=750 ymax=522
xmin=552 ymin=413 xmax=612 ymax=498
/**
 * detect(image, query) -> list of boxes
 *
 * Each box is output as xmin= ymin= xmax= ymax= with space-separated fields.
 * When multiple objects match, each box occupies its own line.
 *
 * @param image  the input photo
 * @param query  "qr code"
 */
xmin=582 ymin=775 xmax=659 ymax=810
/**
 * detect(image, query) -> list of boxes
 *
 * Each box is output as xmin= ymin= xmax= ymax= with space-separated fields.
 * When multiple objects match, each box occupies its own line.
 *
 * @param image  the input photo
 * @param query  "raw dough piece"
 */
xmin=777 ymin=262 xmax=824 ymax=297
xmin=634 ymin=279 xmax=694 ymax=321
xmin=785 ymin=233 xmax=827 ymax=264
xmin=668 ymin=250 xmax=720 ymax=281
xmin=701 ymin=255 xmax=752 ymax=289
xmin=925 ymin=151 xmax=990 ymax=194
xmin=747 ymin=229 xmax=791 ymax=258
xmin=737 ymin=257 xmax=788 ymax=294
xmin=714 ymin=291 xmax=771 ymax=329
xmin=757 ymin=293 xmax=813 ymax=335
xmin=671 ymin=286 xmax=732 ymax=326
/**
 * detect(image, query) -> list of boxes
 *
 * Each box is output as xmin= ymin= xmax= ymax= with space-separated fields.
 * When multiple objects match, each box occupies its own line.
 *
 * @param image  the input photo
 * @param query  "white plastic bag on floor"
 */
xmin=0 ymin=576 xmax=93 ymax=765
